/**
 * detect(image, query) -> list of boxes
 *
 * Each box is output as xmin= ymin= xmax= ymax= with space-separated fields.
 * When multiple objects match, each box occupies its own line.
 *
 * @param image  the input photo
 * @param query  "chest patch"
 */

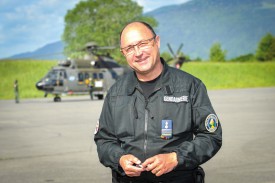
xmin=161 ymin=120 xmax=173 ymax=140
xmin=163 ymin=95 xmax=189 ymax=103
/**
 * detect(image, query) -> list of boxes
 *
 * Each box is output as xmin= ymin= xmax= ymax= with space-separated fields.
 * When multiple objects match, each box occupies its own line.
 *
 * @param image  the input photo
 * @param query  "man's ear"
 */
xmin=156 ymin=35 xmax=160 ymax=48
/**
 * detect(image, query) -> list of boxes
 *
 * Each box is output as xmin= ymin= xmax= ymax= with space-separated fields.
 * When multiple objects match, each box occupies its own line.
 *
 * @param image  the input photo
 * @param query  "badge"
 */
xmin=161 ymin=120 xmax=173 ymax=140
xmin=94 ymin=120 xmax=99 ymax=135
xmin=205 ymin=114 xmax=219 ymax=132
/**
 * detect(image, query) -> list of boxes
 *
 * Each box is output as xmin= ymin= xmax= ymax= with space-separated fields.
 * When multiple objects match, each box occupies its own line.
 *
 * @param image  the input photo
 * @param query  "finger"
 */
xmin=142 ymin=157 xmax=154 ymax=166
xmin=155 ymin=169 xmax=163 ymax=177
xmin=131 ymin=158 xmax=141 ymax=166
xmin=125 ymin=165 xmax=144 ymax=177
xmin=152 ymin=163 xmax=164 ymax=173
xmin=121 ymin=155 xmax=141 ymax=167
xmin=145 ymin=162 xmax=159 ymax=171
xmin=127 ymin=171 xmax=142 ymax=177
xmin=125 ymin=155 xmax=142 ymax=167
xmin=120 ymin=154 xmax=143 ymax=176
xmin=142 ymin=158 xmax=156 ymax=170
xmin=151 ymin=166 xmax=160 ymax=174
xmin=149 ymin=158 xmax=161 ymax=171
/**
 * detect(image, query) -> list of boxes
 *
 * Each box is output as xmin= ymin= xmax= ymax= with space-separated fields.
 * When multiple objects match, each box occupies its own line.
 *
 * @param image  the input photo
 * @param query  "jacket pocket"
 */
xmin=113 ymin=95 xmax=135 ymax=139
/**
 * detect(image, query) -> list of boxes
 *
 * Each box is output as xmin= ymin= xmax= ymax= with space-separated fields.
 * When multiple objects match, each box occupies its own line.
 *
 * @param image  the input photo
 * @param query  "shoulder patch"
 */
xmin=94 ymin=120 xmax=100 ymax=135
xmin=205 ymin=114 xmax=219 ymax=133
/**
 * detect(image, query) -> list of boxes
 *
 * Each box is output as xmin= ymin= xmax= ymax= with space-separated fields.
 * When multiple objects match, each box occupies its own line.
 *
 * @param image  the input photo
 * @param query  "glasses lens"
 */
xmin=121 ymin=36 xmax=156 ymax=56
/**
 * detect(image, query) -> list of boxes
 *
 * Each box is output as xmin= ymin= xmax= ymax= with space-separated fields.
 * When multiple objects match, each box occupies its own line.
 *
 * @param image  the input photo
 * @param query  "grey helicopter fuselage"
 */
xmin=35 ymin=57 xmax=127 ymax=102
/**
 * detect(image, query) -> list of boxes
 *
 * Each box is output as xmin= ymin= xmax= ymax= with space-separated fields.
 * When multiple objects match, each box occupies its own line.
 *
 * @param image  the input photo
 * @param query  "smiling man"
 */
xmin=120 ymin=22 xmax=162 ymax=81
xmin=94 ymin=21 xmax=222 ymax=183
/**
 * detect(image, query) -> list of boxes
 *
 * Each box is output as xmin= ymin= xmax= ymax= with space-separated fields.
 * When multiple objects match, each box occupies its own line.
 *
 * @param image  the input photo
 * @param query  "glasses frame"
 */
xmin=120 ymin=35 xmax=156 ymax=56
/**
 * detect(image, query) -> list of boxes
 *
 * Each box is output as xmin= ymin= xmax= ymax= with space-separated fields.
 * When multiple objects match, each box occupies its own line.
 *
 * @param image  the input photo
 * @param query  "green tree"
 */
xmin=62 ymin=0 xmax=157 ymax=63
xmin=160 ymin=51 xmax=173 ymax=64
xmin=230 ymin=53 xmax=255 ymax=62
xmin=256 ymin=33 xmax=275 ymax=61
xmin=209 ymin=43 xmax=226 ymax=62
xmin=193 ymin=57 xmax=202 ymax=62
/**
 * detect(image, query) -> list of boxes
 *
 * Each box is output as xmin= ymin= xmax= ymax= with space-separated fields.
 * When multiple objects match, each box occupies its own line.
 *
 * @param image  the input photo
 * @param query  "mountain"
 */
xmin=7 ymin=0 xmax=275 ymax=60
xmin=147 ymin=0 xmax=275 ymax=59
xmin=9 ymin=41 xmax=65 ymax=60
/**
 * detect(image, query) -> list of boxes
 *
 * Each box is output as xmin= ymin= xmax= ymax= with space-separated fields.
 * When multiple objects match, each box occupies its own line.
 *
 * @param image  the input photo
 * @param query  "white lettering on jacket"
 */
xmin=163 ymin=96 xmax=188 ymax=103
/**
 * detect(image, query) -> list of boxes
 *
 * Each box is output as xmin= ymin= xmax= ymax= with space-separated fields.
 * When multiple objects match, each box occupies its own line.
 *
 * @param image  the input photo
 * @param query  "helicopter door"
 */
xmin=55 ymin=70 xmax=66 ymax=92
xmin=77 ymin=72 xmax=91 ymax=92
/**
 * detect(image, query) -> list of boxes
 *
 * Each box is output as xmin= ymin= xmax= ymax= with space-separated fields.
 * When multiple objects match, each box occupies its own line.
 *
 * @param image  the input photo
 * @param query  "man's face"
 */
xmin=120 ymin=24 xmax=160 ymax=77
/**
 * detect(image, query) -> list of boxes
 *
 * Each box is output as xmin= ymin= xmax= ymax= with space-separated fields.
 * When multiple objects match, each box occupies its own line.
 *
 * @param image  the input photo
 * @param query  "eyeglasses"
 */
xmin=120 ymin=36 xmax=156 ymax=56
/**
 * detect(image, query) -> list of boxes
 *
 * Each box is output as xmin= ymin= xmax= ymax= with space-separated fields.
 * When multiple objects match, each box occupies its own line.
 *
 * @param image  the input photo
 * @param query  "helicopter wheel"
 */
xmin=54 ymin=96 xmax=61 ymax=102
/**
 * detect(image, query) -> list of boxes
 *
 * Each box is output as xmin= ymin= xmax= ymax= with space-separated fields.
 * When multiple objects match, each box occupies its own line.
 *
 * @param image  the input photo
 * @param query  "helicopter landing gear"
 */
xmin=89 ymin=90 xmax=94 ymax=100
xmin=98 ymin=95 xmax=104 ymax=100
xmin=54 ymin=96 xmax=61 ymax=102
xmin=90 ymin=94 xmax=94 ymax=100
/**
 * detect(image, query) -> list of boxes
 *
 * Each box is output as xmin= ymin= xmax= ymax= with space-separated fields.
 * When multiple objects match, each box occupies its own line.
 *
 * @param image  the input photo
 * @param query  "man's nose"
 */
xmin=133 ymin=45 xmax=142 ymax=56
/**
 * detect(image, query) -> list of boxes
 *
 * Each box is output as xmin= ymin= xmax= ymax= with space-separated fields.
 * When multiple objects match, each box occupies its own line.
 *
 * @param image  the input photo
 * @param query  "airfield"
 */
xmin=0 ymin=87 xmax=275 ymax=183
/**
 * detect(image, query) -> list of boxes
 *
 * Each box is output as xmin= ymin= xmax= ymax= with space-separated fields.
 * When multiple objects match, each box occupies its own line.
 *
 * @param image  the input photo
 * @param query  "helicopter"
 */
xmin=167 ymin=43 xmax=188 ymax=69
xmin=35 ymin=42 xmax=130 ymax=102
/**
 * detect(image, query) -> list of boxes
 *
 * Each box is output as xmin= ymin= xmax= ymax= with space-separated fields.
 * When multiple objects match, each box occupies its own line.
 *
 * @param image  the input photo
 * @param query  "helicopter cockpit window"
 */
xmin=78 ymin=73 xmax=84 ymax=82
xmin=46 ymin=71 xmax=58 ymax=81
xmin=46 ymin=70 xmax=67 ymax=80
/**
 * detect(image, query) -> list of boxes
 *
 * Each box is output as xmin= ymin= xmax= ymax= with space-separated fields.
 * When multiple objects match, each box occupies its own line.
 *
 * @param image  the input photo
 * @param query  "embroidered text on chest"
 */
xmin=163 ymin=96 xmax=189 ymax=103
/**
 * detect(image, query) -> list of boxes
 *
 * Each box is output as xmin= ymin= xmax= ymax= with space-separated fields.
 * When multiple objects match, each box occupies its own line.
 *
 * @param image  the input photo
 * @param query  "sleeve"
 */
xmin=174 ymin=80 xmax=222 ymax=169
xmin=94 ymin=93 xmax=126 ymax=174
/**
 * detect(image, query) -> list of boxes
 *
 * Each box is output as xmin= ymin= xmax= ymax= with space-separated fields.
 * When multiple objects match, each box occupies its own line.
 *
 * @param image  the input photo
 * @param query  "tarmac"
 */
xmin=0 ymin=87 xmax=275 ymax=183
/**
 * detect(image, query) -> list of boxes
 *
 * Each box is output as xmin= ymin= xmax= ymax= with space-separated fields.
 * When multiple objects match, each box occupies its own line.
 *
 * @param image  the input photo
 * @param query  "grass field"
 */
xmin=0 ymin=60 xmax=57 ymax=100
xmin=182 ymin=62 xmax=275 ymax=89
xmin=0 ymin=60 xmax=275 ymax=100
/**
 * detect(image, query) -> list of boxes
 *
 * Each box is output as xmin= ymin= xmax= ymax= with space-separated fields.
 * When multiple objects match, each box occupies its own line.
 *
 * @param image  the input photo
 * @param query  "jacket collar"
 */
xmin=126 ymin=58 xmax=174 ymax=96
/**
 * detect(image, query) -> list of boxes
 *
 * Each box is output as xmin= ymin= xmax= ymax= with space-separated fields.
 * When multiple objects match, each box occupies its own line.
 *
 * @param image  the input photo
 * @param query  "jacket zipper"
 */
xmin=143 ymin=88 xmax=161 ymax=157
xmin=144 ymin=99 xmax=149 ymax=157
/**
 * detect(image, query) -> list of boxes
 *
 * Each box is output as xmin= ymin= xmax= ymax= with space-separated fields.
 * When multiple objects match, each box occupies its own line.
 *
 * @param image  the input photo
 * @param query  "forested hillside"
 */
xmin=147 ymin=0 xmax=275 ymax=59
xmin=5 ymin=0 xmax=275 ymax=60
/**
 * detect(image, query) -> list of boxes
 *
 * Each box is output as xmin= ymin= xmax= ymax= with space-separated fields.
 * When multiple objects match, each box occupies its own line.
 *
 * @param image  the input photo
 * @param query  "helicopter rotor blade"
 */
xmin=98 ymin=46 xmax=116 ymax=50
xmin=177 ymin=43 xmax=184 ymax=55
xmin=167 ymin=43 xmax=176 ymax=58
xmin=82 ymin=42 xmax=116 ymax=52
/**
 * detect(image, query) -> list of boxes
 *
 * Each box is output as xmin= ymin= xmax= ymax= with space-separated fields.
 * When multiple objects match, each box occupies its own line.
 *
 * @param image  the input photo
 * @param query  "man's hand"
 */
xmin=142 ymin=152 xmax=178 ymax=177
xmin=119 ymin=154 xmax=144 ymax=177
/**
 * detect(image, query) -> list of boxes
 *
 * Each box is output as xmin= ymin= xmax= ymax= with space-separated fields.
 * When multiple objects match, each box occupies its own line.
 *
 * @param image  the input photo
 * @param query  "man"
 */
xmin=14 ymin=79 xmax=19 ymax=103
xmin=94 ymin=21 xmax=222 ymax=183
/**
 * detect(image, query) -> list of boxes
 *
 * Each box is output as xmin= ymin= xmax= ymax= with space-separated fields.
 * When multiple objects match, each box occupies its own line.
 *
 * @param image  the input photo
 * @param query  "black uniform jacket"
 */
xmin=94 ymin=59 xmax=222 ymax=180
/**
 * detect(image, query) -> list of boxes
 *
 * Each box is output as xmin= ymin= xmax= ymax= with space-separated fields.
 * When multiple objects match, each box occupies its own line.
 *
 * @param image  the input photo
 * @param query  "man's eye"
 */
xmin=126 ymin=47 xmax=134 ymax=52
xmin=139 ymin=42 xmax=148 ymax=47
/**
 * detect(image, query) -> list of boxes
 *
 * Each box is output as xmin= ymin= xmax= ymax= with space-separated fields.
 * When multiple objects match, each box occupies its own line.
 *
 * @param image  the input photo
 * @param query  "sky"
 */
xmin=0 ymin=0 xmax=190 ymax=59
